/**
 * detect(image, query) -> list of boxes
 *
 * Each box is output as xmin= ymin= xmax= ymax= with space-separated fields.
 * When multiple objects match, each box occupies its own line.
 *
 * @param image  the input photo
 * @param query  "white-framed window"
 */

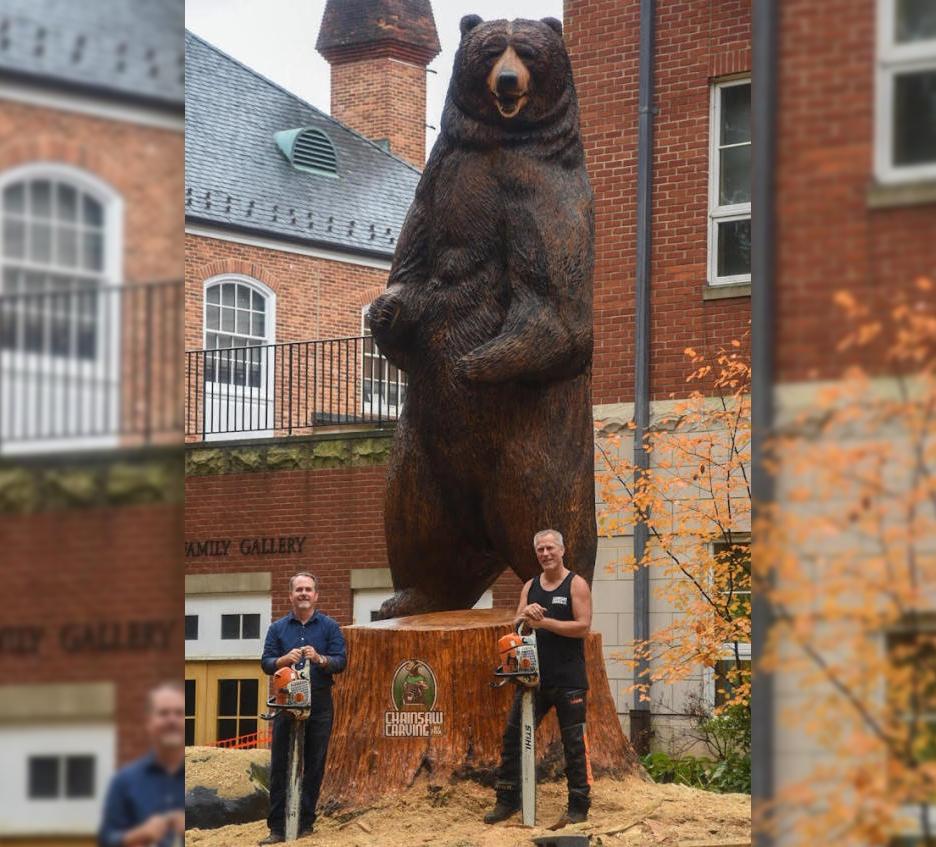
xmin=0 ymin=723 xmax=115 ymax=835
xmin=361 ymin=304 xmax=406 ymax=417
xmin=875 ymin=0 xmax=936 ymax=183
xmin=184 ymin=593 xmax=271 ymax=659
xmin=708 ymin=77 xmax=751 ymax=287
xmin=202 ymin=274 xmax=275 ymax=439
xmin=704 ymin=537 xmax=751 ymax=708
xmin=204 ymin=276 xmax=273 ymax=388
xmin=0 ymin=163 xmax=122 ymax=452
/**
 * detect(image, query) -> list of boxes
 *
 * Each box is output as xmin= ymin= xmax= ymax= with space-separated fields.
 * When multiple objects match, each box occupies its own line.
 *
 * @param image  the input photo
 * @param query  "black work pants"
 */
xmin=267 ymin=687 xmax=334 ymax=835
xmin=494 ymin=686 xmax=592 ymax=813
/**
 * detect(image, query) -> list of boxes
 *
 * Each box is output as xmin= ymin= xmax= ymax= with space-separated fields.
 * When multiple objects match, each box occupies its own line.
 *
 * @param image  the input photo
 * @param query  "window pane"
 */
xmin=221 ymin=283 xmax=235 ymax=306
xmin=31 ymin=180 xmax=52 ymax=218
xmin=236 ymin=310 xmax=250 ymax=334
xmin=206 ymin=285 xmax=220 ymax=304
xmin=717 ymin=218 xmax=751 ymax=278
xmin=4 ymin=183 xmax=24 ymax=213
xmin=252 ymin=290 xmax=263 ymax=310
xmin=251 ymin=312 xmax=265 ymax=337
xmin=217 ymin=718 xmax=238 ymax=743
xmin=218 ymin=679 xmax=238 ymax=715
xmin=28 ymin=756 xmax=59 ymax=798
xmin=65 ymin=756 xmax=95 ymax=798
xmin=3 ymin=218 xmax=25 ymax=258
xmin=719 ymin=145 xmax=751 ymax=205
xmin=220 ymin=614 xmax=240 ymax=640
xmin=82 ymin=195 xmax=103 ymax=226
xmin=57 ymin=226 xmax=79 ymax=266
xmin=185 ymin=679 xmax=196 ymax=717
xmin=239 ymin=678 xmax=259 ymax=715
xmin=185 ymin=719 xmax=195 ymax=747
xmin=184 ymin=615 xmax=198 ymax=640
xmin=238 ymin=718 xmax=258 ymax=739
xmin=30 ymin=222 xmax=52 ymax=263
xmin=237 ymin=284 xmax=250 ymax=309
xmin=206 ymin=305 xmax=220 ymax=330
xmin=83 ymin=231 xmax=103 ymax=271
xmin=720 ymin=84 xmax=751 ymax=145
xmin=242 ymin=613 xmax=260 ymax=639
xmin=57 ymin=184 xmax=78 ymax=221
xmin=221 ymin=307 xmax=234 ymax=332
xmin=897 ymin=0 xmax=936 ymax=42
xmin=894 ymin=70 xmax=936 ymax=166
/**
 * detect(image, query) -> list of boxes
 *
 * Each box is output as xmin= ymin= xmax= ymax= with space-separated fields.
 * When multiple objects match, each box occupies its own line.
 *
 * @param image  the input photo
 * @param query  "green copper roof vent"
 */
xmin=274 ymin=128 xmax=338 ymax=177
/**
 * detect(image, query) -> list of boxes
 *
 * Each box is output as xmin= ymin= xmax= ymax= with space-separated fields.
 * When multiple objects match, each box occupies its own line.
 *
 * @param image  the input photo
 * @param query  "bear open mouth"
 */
xmin=494 ymin=93 xmax=527 ymax=118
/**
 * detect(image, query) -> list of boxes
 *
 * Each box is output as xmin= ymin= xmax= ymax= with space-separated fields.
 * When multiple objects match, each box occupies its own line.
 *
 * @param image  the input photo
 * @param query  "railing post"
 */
xmin=287 ymin=343 xmax=294 ymax=436
xmin=143 ymin=285 xmax=154 ymax=443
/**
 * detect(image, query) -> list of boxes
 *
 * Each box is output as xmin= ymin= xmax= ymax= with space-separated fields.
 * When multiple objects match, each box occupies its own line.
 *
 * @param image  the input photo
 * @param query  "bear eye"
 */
xmin=513 ymin=43 xmax=537 ymax=61
xmin=482 ymin=44 xmax=505 ymax=60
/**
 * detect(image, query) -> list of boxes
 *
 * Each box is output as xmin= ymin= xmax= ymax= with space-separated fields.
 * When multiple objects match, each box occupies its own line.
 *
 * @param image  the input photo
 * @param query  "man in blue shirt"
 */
xmin=98 ymin=681 xmax=185 ymax=847
xmin=258 ymin=572 xmax=347 ymax=844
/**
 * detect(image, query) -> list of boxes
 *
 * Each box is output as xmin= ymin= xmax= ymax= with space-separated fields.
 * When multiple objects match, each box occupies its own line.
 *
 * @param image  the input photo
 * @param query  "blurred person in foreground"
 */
xmin=98 ymin=681 xmax=185 ymax=847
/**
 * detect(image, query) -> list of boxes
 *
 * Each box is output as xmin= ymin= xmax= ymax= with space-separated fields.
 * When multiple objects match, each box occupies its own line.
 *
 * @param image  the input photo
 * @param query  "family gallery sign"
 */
xmin=185 ymin=535 xmax=308 ymax=558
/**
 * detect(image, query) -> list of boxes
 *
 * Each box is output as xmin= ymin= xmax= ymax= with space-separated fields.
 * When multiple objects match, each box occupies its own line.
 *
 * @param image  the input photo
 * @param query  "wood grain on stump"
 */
xmin=320 ymin=609 xmax=638 ymax=808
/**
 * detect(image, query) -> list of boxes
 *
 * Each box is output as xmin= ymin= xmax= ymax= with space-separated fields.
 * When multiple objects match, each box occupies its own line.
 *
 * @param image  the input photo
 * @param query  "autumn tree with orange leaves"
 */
xmin=760 ymin=277 xmax=935 ymax=846
xmin=595 ymin=334 xmax=752 ymax=727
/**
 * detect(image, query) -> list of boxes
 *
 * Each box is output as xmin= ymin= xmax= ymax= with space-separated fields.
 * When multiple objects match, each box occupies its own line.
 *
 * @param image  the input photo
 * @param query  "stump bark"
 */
xmin=320 ymin=609 xmax=638 ymax=808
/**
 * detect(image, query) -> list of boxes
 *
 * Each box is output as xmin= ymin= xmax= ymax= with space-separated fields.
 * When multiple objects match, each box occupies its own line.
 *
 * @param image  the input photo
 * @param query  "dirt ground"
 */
xmin=186 ymin=765 xmax=751 ymax=847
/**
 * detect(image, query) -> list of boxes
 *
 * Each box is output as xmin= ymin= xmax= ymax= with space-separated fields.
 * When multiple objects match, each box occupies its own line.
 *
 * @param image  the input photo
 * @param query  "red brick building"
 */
xmin=0 ymin=1 xmax=183 ymax=843
xmin=183 ymin=0 xmax=756 ymax=753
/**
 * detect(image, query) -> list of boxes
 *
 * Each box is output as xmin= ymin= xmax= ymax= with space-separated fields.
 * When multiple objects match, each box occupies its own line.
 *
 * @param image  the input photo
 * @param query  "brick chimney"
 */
xmin=316 ymin=0 xmax=440 ymax=169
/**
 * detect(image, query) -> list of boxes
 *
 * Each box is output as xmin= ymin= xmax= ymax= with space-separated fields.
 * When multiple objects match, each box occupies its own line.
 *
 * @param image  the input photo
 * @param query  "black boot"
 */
xmin=483 ymin=798 xmax=520 ymax=823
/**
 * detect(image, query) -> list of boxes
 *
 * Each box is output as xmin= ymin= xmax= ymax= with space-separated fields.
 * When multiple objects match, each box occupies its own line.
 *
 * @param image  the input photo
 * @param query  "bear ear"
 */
xmin=460 ymin=14 xmax=483 ymax=37
xmin=541 ymin=17 xmax=563 ymax=36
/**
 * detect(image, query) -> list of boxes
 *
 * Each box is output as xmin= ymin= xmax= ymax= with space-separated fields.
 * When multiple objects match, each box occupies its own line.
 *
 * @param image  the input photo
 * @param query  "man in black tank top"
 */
xmin=483 ymin=529 xmax=593 ymax=825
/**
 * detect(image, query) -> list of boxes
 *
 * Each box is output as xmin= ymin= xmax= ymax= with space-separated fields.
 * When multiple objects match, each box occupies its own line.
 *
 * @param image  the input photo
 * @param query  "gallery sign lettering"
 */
xmin=0 ymin=619 xmax=175 ymax=656
xmin=185 ymin=536 xmax=307 ymax=558
xmin=384 ymin=659 xmax=444 ymax=738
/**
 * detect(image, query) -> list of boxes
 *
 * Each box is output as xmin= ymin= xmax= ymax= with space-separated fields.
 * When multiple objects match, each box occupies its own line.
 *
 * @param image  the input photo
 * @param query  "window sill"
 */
xmin=703 ymin=282 xmax=751 ymax=300
xmin=867 ymin=180 xmax=936 ymax=209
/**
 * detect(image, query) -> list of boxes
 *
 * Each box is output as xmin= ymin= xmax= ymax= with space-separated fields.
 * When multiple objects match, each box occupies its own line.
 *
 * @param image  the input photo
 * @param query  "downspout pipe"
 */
xmin=751 ymin=0 xmax=777 ymax=844
xmin=631 ymin=0 xmax=655 ymax=756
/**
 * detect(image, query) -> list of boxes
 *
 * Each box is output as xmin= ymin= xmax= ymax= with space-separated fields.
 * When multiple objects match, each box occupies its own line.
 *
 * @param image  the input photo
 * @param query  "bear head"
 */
xmin=449 ymin=15 xmax=572 ymax=129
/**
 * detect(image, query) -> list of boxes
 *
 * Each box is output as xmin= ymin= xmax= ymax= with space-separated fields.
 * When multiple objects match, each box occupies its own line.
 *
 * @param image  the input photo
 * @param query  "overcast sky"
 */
xmin=185 ymin=0 xmax=562 ymax=151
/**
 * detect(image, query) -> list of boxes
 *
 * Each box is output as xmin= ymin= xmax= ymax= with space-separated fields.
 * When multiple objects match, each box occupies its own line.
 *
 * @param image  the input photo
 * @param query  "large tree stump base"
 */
xmin=320 ymin=609 xmax=639 ymax=809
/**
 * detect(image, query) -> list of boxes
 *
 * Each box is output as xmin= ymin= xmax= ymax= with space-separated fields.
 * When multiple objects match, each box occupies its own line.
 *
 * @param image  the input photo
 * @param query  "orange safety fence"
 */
xmin=213 ymin=730 xmax=272 ymax=749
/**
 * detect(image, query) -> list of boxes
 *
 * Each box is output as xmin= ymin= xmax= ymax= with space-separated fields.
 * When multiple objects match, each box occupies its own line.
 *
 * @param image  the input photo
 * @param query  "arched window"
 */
xmin=361 ymin=304 xmax=405 ymax=417
xmin=203 ymin=276 xmax=274 ymax=389
xmin=0 ymin=168 xmax=117 ymax=358
xmin=0 ymin=164 xmax=121 ymax=451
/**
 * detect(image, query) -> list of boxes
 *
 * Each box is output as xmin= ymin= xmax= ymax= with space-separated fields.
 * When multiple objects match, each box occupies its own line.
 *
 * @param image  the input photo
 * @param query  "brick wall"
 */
xmin=330 ymin=57 xmax=427 ymax=168
xmin=184 ymin=459 xmax=522 ymax=624
xmin=565 ymin=0 xmax=752 ymax=403
xmin=0 ymin=503 xmax=182 ymax=764
xmin=0 ymin=102 xmax=183 ymax=283
xmin=775 ymin=0 xmax=936 ymax=381
xmin=184 ymin=234 xmax=389 ymax=351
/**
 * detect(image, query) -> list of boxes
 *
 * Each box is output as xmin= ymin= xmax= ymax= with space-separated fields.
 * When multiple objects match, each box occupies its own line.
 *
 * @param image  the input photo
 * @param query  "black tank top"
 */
xmin=527 ymin=571 xmax=588 ymax=690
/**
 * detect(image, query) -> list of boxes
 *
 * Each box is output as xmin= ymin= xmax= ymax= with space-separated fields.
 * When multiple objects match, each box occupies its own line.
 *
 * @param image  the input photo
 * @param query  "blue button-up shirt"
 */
xmin=98 ymin=752 xmax=184 ymax=847
xmin=261 ymin=610 xmax=347 ymax=686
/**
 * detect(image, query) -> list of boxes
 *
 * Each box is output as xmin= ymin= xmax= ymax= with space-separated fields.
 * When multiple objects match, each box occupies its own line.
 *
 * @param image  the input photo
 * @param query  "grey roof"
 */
xmin=185 ymin=31 xmax=421 ymax=260
xmin=0 ymin=0 xmax=183 ymax=109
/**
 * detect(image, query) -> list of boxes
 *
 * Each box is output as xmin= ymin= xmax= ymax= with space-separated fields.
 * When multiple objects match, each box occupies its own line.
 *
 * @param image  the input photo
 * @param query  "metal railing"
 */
xmin=185 ymin=335 xmax=405 ymax=440
xmin=0 ymin=281 xmax=182 ymax=451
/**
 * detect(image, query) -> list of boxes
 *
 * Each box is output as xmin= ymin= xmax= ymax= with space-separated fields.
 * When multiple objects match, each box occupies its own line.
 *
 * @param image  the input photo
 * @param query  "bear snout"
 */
xmin=496 ymin=70 xmax=520 ymax=95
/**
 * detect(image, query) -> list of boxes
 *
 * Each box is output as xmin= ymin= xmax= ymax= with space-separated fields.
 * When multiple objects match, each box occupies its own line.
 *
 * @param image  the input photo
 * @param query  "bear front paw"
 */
xmin=367 ymin=294 xmax=401 ymax=335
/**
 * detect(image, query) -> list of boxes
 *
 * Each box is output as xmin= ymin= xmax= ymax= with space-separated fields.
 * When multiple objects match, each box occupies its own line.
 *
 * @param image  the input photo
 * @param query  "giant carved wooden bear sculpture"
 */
xmin=368 ymin=15 xmax=596 ymax=619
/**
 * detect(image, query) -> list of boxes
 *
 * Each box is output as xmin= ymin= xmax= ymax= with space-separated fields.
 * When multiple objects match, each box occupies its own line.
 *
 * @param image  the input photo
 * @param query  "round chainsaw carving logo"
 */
xmin=384 ymin=659 xmax=444 ymax=737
